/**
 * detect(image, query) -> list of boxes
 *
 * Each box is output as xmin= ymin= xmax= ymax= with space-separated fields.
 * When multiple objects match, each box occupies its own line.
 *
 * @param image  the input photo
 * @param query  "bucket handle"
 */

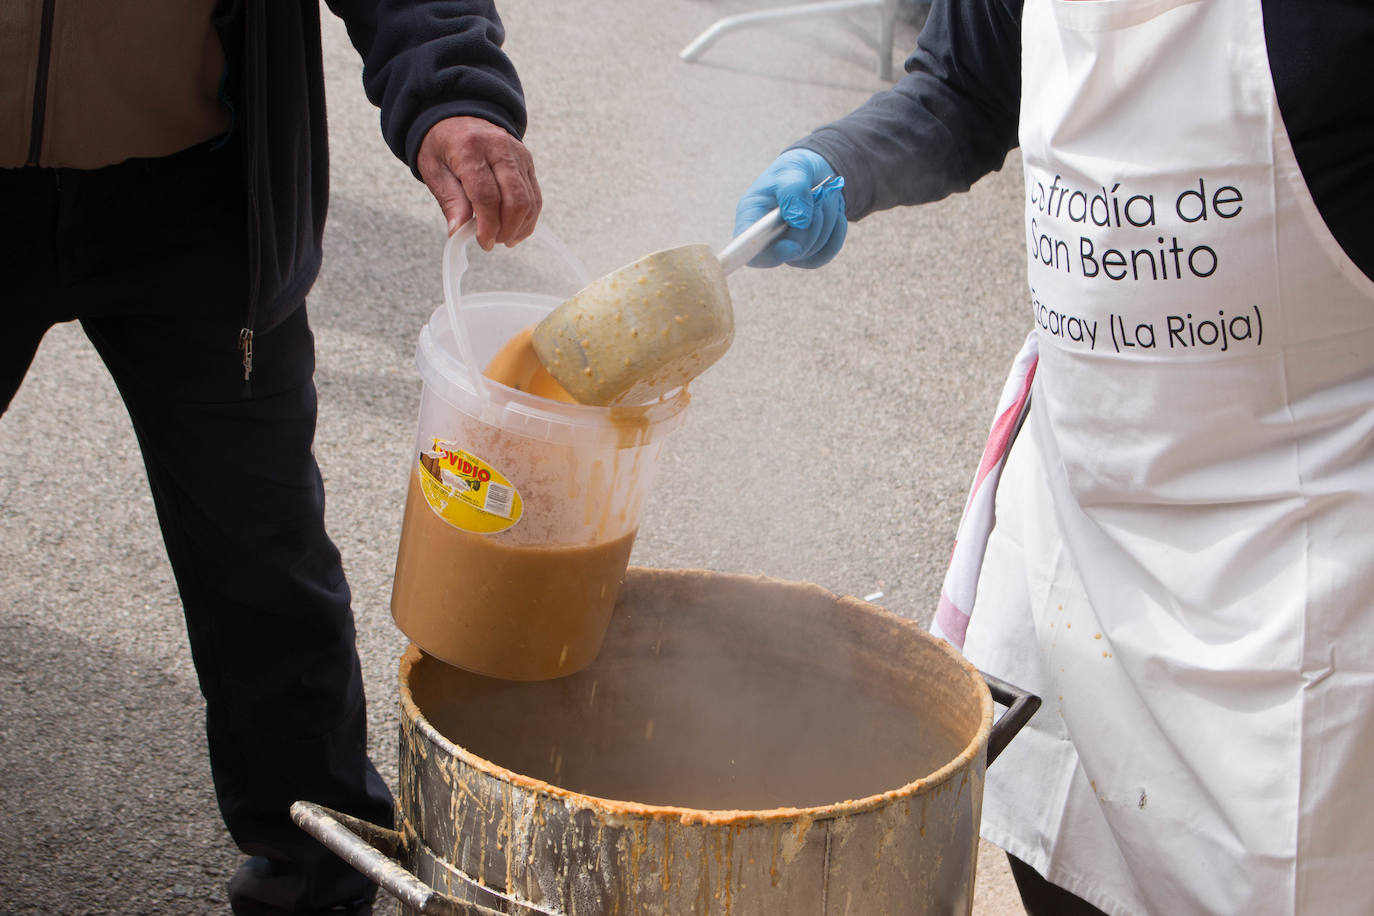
xmin=290 ymin=801 xmax=561 ymax=916
xmin=441 ymin=221 xmax=594 ymax=416
xmin=980 ymin=671 xmax=1041 ymax=766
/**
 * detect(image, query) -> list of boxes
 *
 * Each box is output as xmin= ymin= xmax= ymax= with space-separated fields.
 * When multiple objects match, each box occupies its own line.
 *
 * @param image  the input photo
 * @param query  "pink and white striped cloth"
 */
xmin=931 ymin=332 xmax=1039 ymax=650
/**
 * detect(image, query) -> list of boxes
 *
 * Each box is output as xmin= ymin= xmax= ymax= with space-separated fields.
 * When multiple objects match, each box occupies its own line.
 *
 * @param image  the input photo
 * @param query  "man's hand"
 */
xmin=417 ymin=116 xmax=542 ymax=250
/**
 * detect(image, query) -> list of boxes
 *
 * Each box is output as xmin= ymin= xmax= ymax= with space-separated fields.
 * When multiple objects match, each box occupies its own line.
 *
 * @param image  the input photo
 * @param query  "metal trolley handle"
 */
xmin=290 ymin=802 xmax=557 ymax=916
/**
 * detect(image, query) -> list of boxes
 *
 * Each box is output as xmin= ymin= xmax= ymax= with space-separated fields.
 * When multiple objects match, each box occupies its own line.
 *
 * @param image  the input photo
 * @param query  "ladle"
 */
xmin=531 ymin=176 xmax=843 ymax=406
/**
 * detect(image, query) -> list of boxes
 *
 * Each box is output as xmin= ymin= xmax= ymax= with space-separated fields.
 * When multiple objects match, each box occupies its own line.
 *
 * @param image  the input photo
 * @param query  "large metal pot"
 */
xmin=295 ymin=568 xmax=1037 ymax=915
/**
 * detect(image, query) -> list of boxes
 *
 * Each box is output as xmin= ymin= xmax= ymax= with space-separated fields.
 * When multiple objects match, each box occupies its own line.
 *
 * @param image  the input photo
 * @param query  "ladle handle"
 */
xmin=716 ymin=206 xmax=789 ymax=275
xmin=716 ymin=175 xmax=843 ymax=275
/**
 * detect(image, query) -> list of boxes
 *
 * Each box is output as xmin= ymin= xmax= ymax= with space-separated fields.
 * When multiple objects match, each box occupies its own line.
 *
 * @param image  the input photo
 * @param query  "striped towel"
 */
xmin=931 ymin=331 xmax=1039 ymax=650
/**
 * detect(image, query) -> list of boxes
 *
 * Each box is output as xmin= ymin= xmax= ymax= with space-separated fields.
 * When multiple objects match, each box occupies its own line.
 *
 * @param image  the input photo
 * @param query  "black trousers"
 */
xmin=1008 ymin=854 xmax=1110 ymax=916
xmin=0 ymin=143 xmax=393 ymax=913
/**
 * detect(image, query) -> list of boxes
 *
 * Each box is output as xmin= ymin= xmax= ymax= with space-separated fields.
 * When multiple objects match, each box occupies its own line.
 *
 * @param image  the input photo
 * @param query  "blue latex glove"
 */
xmin=733 ymin=148 xmax=847 ymax=269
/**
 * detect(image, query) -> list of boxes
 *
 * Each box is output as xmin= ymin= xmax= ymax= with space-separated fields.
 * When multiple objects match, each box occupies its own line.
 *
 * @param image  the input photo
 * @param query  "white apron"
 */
xmin=949 ymin=0 xmax=1374 ymax=913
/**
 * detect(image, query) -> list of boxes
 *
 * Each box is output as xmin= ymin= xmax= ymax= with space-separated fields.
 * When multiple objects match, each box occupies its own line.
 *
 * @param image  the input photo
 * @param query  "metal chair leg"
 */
xmin=680 ymin=0 xmax=897 ymax=81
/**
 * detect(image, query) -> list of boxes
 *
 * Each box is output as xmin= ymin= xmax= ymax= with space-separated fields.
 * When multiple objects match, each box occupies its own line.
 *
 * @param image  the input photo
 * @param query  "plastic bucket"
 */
xmin=391 ymin=224 xmax=690 ymax=680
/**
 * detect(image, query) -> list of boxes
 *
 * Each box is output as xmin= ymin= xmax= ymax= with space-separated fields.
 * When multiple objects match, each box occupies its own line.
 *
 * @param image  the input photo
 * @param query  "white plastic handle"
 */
xmin=440 ymin=220 xmax=594 ymax=415
xmin=442 ymin=221 xmax=492 ymax=412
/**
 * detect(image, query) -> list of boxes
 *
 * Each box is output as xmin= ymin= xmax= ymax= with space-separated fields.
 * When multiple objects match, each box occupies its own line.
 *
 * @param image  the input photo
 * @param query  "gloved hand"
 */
xmin=733 ymin=148 xmax=847 ymax=269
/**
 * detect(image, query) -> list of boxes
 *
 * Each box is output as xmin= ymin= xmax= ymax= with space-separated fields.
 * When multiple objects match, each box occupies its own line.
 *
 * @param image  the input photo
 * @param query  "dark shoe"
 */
xmin=228 ymin=856 xmax=374 ymax=915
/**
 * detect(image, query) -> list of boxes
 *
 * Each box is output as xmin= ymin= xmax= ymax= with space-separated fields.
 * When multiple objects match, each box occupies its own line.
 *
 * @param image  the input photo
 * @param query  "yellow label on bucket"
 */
xmin=418 ymin=440 xmax=522 ymax=534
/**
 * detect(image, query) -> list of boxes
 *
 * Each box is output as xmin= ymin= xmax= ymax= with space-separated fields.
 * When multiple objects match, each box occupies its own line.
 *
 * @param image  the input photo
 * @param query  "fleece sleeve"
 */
xmin=795 ymin=0 xmax=1023 ymax=221
xmin=327 ymin=0 xmax=528 ymax=177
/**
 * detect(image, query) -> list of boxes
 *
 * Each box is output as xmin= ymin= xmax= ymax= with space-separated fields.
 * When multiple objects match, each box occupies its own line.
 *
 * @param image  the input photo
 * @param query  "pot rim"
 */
xmin=397 ymin=567 xmax=995 ymax=828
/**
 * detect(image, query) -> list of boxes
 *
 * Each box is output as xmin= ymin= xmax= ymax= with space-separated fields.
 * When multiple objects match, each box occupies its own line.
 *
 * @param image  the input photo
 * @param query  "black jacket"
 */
xmin=212 ymin=0 xmax=527 ymax=343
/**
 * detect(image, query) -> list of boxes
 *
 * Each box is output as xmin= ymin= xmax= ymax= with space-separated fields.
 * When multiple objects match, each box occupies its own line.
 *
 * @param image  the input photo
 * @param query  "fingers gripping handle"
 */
xmin=717 ymin=175 xmax=844 ymax=274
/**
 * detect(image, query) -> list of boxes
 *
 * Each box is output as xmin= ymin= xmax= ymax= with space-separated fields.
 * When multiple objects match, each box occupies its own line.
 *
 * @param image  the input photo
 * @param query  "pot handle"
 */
xmin=980 ymin=671 xmax=1041 ymax=767
xmin=290 ymin=801 xmax=498 ymax=916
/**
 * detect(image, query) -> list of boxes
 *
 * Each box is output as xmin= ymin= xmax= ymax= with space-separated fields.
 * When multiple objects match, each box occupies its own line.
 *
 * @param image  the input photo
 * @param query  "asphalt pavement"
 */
xmin=0 ymin=2 xmax=1030 ymax=913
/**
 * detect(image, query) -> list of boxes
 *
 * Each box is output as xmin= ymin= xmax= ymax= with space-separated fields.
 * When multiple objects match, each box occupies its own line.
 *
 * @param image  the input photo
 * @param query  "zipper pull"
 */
xmin=238 ymin=328 xmax=254 ymax=381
